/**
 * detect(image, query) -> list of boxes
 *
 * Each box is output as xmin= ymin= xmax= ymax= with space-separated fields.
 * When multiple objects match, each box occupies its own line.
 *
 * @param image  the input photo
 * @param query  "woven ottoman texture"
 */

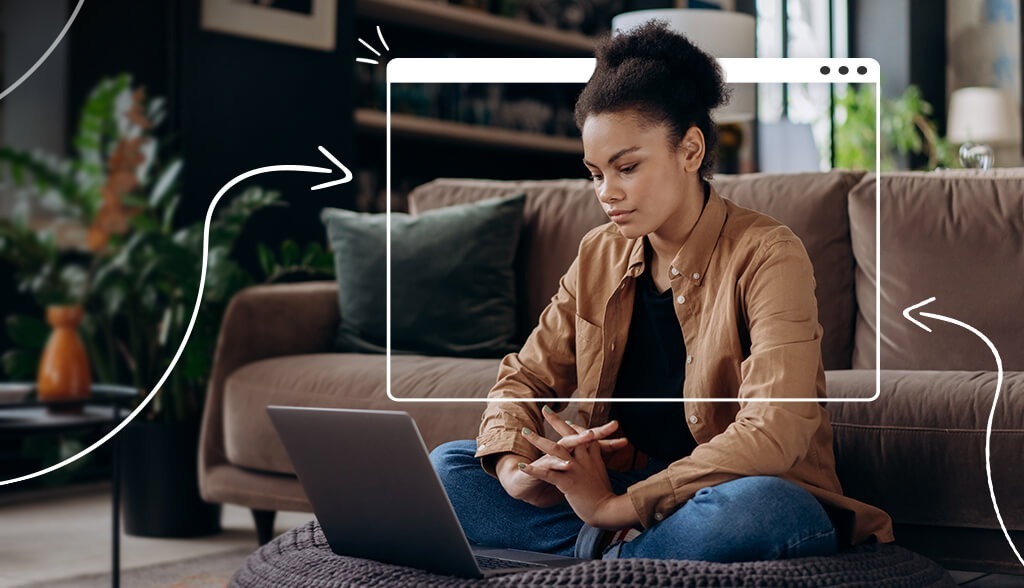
xmin=230 ymin=520 xmax=956 ymax=587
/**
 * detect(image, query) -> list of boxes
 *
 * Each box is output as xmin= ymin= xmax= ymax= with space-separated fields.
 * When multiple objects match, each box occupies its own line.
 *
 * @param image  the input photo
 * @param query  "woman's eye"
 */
xmin=620 ymin=164 xmax=637 ymax=174
xmin=588 ymin=173 xmax=602 ymax=181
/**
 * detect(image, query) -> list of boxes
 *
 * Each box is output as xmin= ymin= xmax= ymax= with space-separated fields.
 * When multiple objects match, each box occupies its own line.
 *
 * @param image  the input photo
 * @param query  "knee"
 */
xmin=689 ymin=477 xmax=828 ymax=530
xmin=429 ymin=440 xmax=478 ymax=484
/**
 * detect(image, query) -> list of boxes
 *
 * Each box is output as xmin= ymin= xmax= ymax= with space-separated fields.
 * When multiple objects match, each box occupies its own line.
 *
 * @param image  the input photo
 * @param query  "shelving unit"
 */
xmin=355 ymin=109 xmax=582 ymax=154
xmin=352 ymin=0 xmax=599 ymax=211
xmin=355 ymin=0 xmax=596 ymax=55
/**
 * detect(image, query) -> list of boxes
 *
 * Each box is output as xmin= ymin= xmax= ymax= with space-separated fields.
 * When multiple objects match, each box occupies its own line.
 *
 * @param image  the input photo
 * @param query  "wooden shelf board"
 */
xmin=356 ymin=109 xmax=582 ymax=154
xmin=356 ymin=0 xmax=595 ymax=55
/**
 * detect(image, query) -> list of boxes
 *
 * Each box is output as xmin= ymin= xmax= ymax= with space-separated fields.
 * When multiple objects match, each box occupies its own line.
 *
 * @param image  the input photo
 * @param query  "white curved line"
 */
xmin=311 ymin=145 xmax=352 ymax=190
xmin=376 ymin=26 xmax=390 ymax=52
xmin=0 ymin=161 xmax=336 ymax=487
xmin=919 ymin=310 xmax=1022 ymax=568
xmin=902 ymin=297 xmax=935 ymax=333
xmin=358 ymin=37 xmax=381 ymax=57
xmin=0 ymin=0 xmax=86 ymax=102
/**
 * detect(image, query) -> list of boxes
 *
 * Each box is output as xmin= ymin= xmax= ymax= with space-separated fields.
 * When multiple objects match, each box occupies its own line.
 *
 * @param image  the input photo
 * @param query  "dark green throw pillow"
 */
xmin=321 ymin=193 xmax=526 ymax=357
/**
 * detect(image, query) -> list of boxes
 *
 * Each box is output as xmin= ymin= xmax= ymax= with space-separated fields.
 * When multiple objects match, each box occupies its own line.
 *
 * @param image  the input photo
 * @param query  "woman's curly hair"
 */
xmin=574 ymin=20 xmax=729 ymax=180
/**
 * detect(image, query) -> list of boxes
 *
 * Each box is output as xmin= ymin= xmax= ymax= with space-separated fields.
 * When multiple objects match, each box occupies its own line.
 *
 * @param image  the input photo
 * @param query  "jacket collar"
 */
xmin=623 ymin=184 xmax=727 ymax=287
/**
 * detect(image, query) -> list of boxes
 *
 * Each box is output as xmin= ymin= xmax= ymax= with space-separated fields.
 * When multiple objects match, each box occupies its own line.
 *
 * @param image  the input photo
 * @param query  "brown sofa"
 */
xmin=199 ymin=170 xmax=1024 ymax=574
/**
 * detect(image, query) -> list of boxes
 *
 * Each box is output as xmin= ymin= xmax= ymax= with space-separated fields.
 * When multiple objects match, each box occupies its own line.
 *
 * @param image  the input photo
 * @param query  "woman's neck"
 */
xmin=647 ymin=180 xmax=708 ymax=267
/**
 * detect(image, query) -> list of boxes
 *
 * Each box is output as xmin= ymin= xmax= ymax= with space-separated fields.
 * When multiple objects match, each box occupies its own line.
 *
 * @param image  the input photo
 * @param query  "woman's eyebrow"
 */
xmin=582 ymin=146 xmax=641 ymax=167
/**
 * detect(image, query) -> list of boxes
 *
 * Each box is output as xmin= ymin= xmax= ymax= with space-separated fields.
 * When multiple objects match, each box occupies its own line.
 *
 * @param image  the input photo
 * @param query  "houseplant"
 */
xmin=834 ymin=84 xmax=956 ymax=171
xmin=0 ymin=74 xmax=333 ymax=534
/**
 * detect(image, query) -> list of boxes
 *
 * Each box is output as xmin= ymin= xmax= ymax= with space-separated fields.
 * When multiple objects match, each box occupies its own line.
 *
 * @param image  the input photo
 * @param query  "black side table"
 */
xmin=0 ymin=383 xmax=141 ymax=588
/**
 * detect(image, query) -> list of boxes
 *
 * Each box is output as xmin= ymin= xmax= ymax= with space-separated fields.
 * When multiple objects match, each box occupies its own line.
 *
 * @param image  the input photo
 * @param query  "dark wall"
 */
xmin=178 ymin=0 xmax=355 ymax=259
xmin=68 ymin=0 xmax=356 ymax=272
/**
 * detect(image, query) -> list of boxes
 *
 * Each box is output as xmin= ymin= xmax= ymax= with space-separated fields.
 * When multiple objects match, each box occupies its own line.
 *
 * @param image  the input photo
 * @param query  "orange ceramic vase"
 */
xmin=36 ymin=305 xmax=92 ymax=402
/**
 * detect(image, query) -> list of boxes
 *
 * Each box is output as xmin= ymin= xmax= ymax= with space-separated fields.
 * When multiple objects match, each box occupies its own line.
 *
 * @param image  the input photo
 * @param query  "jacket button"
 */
xmin=610 ymin=343 xmax=615 ymax=351
xmin=654 ymin=512 xmax=664 ymax=521
xmin=676 ymin=295 xmax=685 ymax=304
xmin=686 ymin=355 xmax=693 ymax=364
xmin=692 ymin=272 xmax=700 ymax=280
xmin=670 ymin=267 xmax=679 ymax=276
xmin=478 ymin=444 xmax=487 ymax=450
xmin=689 ymin=415 xmax=698 ymax=424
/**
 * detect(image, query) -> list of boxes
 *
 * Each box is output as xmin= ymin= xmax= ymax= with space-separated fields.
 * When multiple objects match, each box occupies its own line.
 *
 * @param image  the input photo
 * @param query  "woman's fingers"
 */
xmin=521 ymin=426 xmax=573 ymax=462
xmin=541 ymin=405 xmax=577 ymax=437
xmin=598 ymin=437 xmax=630 ymax=454
xmin=518 ymin=455 xmax=569 ymax=482
xmin=558 ymin=420 xmax=621 ymax=450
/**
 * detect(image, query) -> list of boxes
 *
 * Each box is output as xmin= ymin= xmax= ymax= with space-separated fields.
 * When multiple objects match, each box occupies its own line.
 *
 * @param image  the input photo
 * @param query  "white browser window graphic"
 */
xmin=385 ymin=57 xmax=881 ymax=403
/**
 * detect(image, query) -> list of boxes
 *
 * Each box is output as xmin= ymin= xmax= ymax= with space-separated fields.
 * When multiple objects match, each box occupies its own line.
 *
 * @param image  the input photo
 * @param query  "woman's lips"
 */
xmin=607 ymin=209 xmax=635 ymax=223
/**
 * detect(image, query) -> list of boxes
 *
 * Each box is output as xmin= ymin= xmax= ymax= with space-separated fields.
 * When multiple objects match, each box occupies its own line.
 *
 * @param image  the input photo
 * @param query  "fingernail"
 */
xmin=522 ymin=427 xmax=532 ymax=436
xmin=562 ymin=459 xmax=571 ymax=466
xmin=518 ymin=462 xmax=527 ymax=470
xmin=565 ymin=420 xmax=574 ymax=426
xmin=542 ymin=405 xmax=553 ymax=414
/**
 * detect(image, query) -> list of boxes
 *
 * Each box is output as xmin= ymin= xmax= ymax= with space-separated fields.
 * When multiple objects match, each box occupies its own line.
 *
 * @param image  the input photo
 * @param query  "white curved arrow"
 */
xmin=0 ymin=145 xmax=352 ymax=486
xmin=903 ymin=297 xmax=1022 ymax=568
xmin=0 ymin=0 xmax=86 ymax=102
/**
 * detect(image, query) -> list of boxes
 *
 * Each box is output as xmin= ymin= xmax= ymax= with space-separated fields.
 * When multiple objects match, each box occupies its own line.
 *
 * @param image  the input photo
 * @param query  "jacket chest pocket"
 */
xmin=575 ymin=314 xmax=603 ymax=394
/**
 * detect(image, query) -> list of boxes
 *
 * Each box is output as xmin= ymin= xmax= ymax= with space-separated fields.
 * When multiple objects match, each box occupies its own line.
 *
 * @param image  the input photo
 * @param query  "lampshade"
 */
xmin=611 ymin=9 xmax=756 ymax=123
xmin=947 ymin=87 xmax=1022 ymax=145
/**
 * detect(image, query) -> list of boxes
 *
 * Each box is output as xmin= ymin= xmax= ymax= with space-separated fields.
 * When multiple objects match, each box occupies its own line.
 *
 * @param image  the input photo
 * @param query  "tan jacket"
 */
xmin=475 ymin=187 xmax=894 ymax=547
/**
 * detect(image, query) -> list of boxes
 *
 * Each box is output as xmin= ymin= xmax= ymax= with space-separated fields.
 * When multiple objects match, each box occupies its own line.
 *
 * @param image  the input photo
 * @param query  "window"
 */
xmin=756 ymin=0 xmax=849 ymax=170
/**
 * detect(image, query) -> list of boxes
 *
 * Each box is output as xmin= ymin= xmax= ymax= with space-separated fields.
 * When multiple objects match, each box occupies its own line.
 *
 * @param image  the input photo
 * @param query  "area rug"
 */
xmin=18 ymin=546 xmax=253 ymax=588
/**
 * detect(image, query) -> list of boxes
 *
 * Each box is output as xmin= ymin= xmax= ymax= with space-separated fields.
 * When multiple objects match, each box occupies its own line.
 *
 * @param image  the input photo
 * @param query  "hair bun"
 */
xmin=598 ymin=20 xmax=727 ymax=112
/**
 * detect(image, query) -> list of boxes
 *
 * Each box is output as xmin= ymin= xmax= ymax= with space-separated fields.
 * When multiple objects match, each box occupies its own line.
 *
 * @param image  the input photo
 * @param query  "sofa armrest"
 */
xmin=200 ymin=281 xmax=339 ymax=496
xmin=826 ymin=369 xmax=1024 ymax=532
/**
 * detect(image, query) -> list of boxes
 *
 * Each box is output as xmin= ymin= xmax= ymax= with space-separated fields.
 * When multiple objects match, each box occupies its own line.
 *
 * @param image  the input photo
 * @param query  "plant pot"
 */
xmin=36 ymin=305 xmax=91 ymax=404
xmin=120 ymin=419 xmax=221 ymax=538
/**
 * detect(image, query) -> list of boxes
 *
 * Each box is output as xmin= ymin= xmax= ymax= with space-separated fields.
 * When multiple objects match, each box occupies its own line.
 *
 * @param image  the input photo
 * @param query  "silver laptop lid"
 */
xmin=267 ymin=406 xmax=482 ymax=577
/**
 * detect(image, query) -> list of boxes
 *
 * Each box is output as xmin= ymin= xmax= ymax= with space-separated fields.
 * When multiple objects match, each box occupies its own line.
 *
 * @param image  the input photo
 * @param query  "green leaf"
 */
xmin=257 ymin=243 xmax=275 ymax=277
xmin=281 ymin=240 xmax=299 ymax=267
xmin=5 ymin=314 xmax=49 ymax=349
xmin=149 ymin=159 xmax=182 ymax=208
xmin=2 ymin=349 xmax=40 ymax=380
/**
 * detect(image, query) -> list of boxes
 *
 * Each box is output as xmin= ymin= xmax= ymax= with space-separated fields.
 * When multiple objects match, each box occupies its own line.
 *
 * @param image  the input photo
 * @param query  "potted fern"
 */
xmin=0 ymin=74 xmax=332 ymax=536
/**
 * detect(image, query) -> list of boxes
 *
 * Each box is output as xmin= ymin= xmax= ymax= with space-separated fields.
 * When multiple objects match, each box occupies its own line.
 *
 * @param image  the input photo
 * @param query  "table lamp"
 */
xmin=946 ymin=87 xmax=1022 ymax=169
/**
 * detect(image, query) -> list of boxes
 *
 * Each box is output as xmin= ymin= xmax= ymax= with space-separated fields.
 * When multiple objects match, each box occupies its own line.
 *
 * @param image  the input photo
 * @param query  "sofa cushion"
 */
xmin=826 ymin=369 xmax=1024 ymax=532
xmin=223 ymin=354 xmax=501 ymax=474
xmin=849 ymin=170 xmax=1024 ymax=370
xmin=410 ymin=179 xmax=607 ymax=344
xmin=322 ymin=193 xmax=525 ymax=357
xmin=713 ymin=171 xmax=864 ymax=370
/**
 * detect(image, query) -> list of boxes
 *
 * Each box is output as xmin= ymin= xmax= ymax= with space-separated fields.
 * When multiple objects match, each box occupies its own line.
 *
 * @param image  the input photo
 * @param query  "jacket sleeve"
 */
xmin=627 ymin=235 xmax=827 ymax=527
xmin=475 ymin=255 xmax=582 ymax=475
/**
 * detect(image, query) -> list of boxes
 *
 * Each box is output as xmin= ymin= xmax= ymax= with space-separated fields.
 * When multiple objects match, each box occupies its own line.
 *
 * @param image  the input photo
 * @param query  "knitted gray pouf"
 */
xmin=231 ymin=520 xmax=956 ymax=587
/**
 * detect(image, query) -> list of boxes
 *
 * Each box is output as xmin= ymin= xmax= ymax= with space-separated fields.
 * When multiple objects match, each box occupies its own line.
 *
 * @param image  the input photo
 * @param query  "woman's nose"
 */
xmin=597 ymin=178 xmax=622 ymax=203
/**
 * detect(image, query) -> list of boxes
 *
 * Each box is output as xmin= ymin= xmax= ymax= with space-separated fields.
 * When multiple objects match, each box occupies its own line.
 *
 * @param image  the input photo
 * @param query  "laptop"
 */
xmin=267 ymin=406 xmax=583 ymax=578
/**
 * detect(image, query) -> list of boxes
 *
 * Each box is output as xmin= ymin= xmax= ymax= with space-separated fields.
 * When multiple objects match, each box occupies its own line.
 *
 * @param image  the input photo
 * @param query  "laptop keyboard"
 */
xmin=475 ymin=555 xmax=547 ymax=570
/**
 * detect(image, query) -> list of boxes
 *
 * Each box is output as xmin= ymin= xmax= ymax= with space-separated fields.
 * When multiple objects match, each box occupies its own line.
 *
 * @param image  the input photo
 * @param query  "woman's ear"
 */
xmin=677 ymin=126 xmax=706 ymax=174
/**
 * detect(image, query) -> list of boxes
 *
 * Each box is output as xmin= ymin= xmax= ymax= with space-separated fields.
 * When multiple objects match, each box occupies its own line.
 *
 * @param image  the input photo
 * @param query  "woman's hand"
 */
xmin=516 ymin=406 xmax=641 ymax=529
xmin=495 ymin=453 xmax=566 ymax=508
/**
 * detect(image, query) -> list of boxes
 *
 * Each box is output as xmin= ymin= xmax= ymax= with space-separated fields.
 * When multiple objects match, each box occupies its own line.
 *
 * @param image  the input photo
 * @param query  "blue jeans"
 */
xmin=429 ymin=440 xmax=838 ymax=562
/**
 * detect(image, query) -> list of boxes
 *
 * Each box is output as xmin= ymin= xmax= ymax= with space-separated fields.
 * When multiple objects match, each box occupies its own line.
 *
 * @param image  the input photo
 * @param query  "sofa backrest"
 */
xmin=849 ymin=170 xmax=1024 ymax=371
xmin=410 ymin=172 xmax=863 ymax=369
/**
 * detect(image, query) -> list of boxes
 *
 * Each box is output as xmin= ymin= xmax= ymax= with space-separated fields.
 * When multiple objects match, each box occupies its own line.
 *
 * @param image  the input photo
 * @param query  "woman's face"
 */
xmin=581 ymin=110 xmax=704 ymax=241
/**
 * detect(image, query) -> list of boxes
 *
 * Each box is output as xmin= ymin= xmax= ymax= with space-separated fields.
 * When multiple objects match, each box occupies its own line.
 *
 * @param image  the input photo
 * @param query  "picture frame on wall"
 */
xmin=201 ymin=0 xmax=337 ymax=51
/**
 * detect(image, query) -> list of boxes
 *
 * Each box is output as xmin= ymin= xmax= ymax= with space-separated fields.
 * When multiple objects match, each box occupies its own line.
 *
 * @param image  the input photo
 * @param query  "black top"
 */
xmin=611 ymin=247 xmax=697 ymax=463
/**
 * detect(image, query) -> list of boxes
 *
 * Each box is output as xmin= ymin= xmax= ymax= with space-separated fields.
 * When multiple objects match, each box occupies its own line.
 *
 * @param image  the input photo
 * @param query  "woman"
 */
xmin=430 ymin=20 xmax=893 ymax=561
